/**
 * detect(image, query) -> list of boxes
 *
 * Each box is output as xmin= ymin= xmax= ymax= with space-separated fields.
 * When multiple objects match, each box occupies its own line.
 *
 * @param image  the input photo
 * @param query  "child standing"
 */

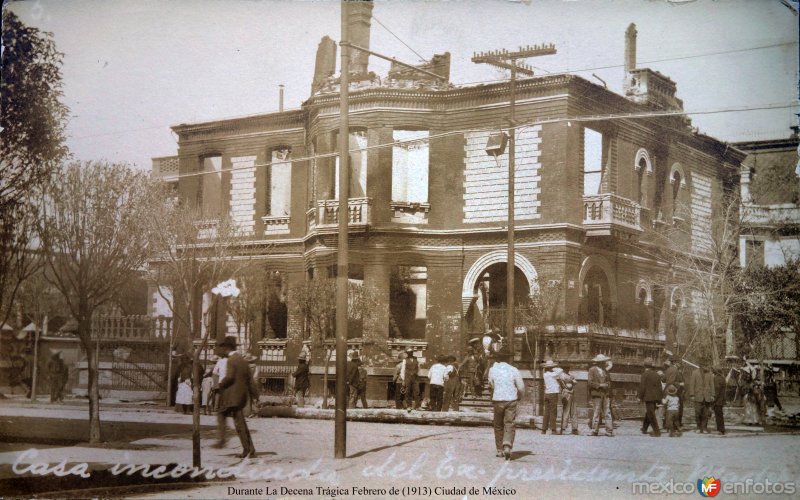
xmin=175 ymin=377 xmax=193 ymax=414
xmin=664 ymin=384 xmax=682 ymax=437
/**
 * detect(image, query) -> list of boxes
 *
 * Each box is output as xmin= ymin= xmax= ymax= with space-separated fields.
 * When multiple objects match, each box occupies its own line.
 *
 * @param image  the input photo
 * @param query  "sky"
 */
xmin=6 ymin=0 xmax=799 ymax=170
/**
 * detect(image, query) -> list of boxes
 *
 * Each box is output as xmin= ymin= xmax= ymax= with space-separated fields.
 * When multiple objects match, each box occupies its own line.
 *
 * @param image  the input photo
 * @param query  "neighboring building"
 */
xmin=734 ymin=135 xmax=800 ymax=390
xmin=736 ymin=135 xmax=800 ymax=268
xmin=152 ymin=11 xmax=743 ymax=412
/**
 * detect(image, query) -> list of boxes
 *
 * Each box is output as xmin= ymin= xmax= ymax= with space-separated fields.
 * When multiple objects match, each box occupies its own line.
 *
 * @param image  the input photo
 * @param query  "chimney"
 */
xmin=347 ymin=0 xmax=373 ymax=76
xmin=279 ymin=84 xmax=284 ymax=112
xmin=311 ymin=36 xmax=337 ymax=94
xmin=624 ymin=23 xmax=637 ymax=73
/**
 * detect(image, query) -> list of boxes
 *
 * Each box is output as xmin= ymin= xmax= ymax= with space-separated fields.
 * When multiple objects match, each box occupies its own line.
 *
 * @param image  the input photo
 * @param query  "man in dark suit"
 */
xmin=638 ymin=358 xmax=662 ymax=437
xmin=215 ymin=336 xmax=259 ymax=458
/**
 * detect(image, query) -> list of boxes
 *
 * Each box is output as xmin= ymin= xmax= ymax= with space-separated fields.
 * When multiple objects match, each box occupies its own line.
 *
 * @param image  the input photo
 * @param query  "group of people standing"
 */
xmin=639 ymin=359 xmax=727 ymax=436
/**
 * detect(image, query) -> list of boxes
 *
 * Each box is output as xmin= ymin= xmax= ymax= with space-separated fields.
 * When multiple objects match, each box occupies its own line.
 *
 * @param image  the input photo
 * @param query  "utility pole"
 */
xmin=333 ymin=1 xmax=446 ymax=459
xmin=472 ymin=44 xmax=555 ymax=344
xmin=334 ymin=0 xmax=350 ymax=460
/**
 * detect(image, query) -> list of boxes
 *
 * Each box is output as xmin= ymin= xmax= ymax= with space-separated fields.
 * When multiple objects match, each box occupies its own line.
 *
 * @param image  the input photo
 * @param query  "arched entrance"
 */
xmin=577 ymin=255 xmax=618 ymax=326
xmin=462 ymin=251 xmax=537 ymax=335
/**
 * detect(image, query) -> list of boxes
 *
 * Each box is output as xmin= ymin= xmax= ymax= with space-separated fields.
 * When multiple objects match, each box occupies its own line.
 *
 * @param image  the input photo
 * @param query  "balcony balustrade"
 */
xmin=314 ymin=197 xmax=372 ymax=231
xmin=583 ymin=193 xmax=642 ymax=236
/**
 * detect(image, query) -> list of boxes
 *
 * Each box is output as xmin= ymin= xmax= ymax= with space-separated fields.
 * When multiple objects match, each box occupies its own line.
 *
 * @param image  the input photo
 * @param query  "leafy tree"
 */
xmin=0 ymin=10 xmax=69 ymax=330
xmin=38 ymin=161 xmax=156 ymax=443
xmin=731 ymin=260 xmax=800 ymax=357
xmin=1 ymin=10 xmax=69 ymax=207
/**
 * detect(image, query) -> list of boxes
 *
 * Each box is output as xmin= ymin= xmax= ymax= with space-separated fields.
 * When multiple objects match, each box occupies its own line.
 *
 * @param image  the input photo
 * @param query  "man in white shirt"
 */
xmin=428 ymin=356 xmax=449 ymax=411
xmin=541 ymin=359 xmax=563 ymax=434
xmin=487 ymin=351 xmax=525 ymax=460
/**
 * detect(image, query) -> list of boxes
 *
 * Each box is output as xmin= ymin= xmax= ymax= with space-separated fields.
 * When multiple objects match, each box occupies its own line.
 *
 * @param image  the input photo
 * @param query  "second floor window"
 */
xmin=583 ymin=128 xmax=604 ymax=196
xmin=392 ymin=130 xmax=429 ymax=203
xmin=198 ymin=155 xmax=222 ymax=218
xmin=334 ymin=130 xmax=368 ymax=199
xmin=267 ymin=148 xmax=291 ymax=216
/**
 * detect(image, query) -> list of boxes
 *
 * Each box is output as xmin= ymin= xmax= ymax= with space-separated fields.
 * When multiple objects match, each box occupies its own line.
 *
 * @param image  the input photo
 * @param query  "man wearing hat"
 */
xmin=346 ymin=351 xmax=360 ymax=406
xmin=638 ymin=358 xmax=662 ymax=437
xmin=215 ymin=336 xmax=259 ymax=458
xmin=487 ymin=348 xmax=524 ymax=460
xmin=541 ymin=359 xmax=563 ymax=435
xmin=559 ymin=364 xmax=579 ymax=435
xmin=403 ymin=350 xmax=420 ymax=411
xmin=688 ymin=364 xmax=715 ymax=433
xmin=459 ymin=347 xmax=478 ymax=398
xmin=588 ymin=354 xmax=614 ymax=436
xmin=442 ymin=356 xmax=461 ymax=412
xmin=392 ymin=352 xmax=406 ymax=409
xmin=293 ymin=352 xmax=310 ymax=408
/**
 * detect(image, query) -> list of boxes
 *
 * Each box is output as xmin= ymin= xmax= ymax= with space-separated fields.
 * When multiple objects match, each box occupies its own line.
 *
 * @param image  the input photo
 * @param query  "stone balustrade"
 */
xmin=583 ymin=193 xmax=642 ymax=236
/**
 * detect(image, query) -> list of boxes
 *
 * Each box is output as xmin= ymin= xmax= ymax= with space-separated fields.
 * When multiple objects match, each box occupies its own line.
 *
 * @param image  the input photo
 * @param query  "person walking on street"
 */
xmin=588 ymin=354 xmax=613 ymax=436
xmin=403 ymin=350 xmax=420 ymax=411
xmin=559 ymin=364 xmax=579 ymax=435
xmin=293 ymin=352 xmax=310 ymax=408
xmin=488 ymin=349 xmax=524 ymax=461
xmin=541 ymin=360 xmax=562 ymax=435
xmin=442 ymin=356 xmax=461 ymax=412
xmin=348 ymin=358 xmax=368 ymax=409
xmin=428 ymin=355 xmax=448 ymax=411
xmin=201 ymin=367 xmax=214 ymax=414
xmin=215 ymin=336 xmax=259 ymax=459
xmin=712 ymin=367 xmax=726 ymax=435
xmin=688 ymin=364 xmax=715 ymax=433
xmin=639 ymin=358 xmax=663 ymax=437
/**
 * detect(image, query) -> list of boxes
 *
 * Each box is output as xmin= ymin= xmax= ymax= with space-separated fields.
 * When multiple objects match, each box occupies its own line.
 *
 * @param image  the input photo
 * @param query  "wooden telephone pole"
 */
xmin=471 ymin=44 xmax=556 ymax=343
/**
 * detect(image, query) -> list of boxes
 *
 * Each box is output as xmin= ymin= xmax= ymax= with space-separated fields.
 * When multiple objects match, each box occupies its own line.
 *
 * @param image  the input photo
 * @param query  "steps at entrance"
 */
xmin=459 ymin=382 xmax=493 ymax=413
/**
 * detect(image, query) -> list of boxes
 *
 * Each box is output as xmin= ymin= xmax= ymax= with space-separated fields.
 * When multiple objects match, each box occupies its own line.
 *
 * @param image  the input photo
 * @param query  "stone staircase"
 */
xmin=459 ymin=381 xmax=493 ymax=413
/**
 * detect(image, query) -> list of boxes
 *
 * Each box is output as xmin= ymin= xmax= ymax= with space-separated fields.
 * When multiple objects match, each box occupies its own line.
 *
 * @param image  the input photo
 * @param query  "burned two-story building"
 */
xmin=151 ymin=7 xmax=743 ymax=413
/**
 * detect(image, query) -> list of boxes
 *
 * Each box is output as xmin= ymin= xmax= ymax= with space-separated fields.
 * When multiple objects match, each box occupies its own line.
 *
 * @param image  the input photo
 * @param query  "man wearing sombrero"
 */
xmin=588 ymin=354 xmax=614 ymax=436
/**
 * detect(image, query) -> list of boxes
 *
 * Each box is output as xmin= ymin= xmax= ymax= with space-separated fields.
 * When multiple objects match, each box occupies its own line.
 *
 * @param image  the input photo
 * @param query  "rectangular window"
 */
xmin=389 ymin=266 xmax=427 ymax=339
xmin=583 ymin=128 xmax=603 ymax=196
xmin=745 ymin=239 xmax=764 ymax=267
xmin=267 ymin=148 xmax=291 ymax=216
xmin=392 ymin=130 xmax=429 ymax=203
xmin=334 ymin=130 xmax=368 ymax=199
xmin=200 ymin=155 xmax=222 ymax=218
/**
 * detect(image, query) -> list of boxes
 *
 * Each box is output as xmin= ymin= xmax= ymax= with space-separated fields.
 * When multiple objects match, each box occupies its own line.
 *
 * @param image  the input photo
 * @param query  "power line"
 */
xmin=372 ymin=15 xmax=428 ymax=63
xmin=163 ymin=102 xmax=797 ymax=181
xmin=455 ymin=41 xmax=797 ymax=87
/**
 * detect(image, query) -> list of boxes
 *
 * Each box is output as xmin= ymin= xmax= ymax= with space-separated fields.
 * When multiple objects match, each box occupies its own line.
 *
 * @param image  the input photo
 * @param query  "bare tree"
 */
xmin=38 ymin=161 xmax=155 ymax=443
xmin=292 ymin=276 xmax=377 ymax=408
xmin=146 ymin=198 xmax=264 ymax=467
xmin=637 ymin=193 xmax=743 ymax=366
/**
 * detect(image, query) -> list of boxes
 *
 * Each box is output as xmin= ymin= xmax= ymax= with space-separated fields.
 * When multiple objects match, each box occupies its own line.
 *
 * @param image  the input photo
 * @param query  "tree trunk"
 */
xmin=192 ymin=351 xmax=202 ymax=468
xmin=79 ymin=316 xmax=102 ymax=444
xmin=322 ymin=349 xmax=332 ymax=409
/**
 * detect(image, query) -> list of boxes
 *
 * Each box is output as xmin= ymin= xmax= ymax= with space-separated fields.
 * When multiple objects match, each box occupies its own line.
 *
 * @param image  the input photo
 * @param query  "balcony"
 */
xmin=315 ymin=197 xmax=371 ymax=231
xmin=583 ymin=193 xmax=642 ymax=237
